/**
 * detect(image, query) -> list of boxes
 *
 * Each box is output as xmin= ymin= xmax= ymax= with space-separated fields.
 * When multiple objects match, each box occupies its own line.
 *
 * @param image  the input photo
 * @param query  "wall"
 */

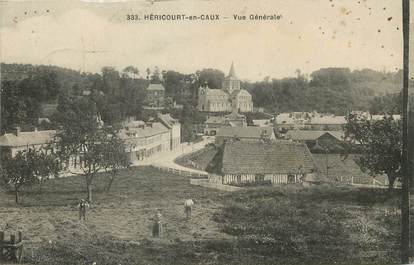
xmin=223 ymin=173 xmax=304 ymax=185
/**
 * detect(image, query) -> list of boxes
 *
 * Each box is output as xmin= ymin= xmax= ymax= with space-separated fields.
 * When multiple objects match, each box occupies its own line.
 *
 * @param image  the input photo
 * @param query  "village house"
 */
xmin=275 ymin=112 xmax=312 ymax=131
xmin=276 ymin=112 xmax=346 ymax=132
xmin=204 ymin=111 xmax=247 ymax=135
xmin=145 ymin=83 xmax=165 ymax=108
xmin=215 ymin=126 xmax=275 ymax=146
xmin=119 ymin=114 xmax=181 ymax=163
xmin=0 ymin=127 xmax=56 ymax=158
xmin=221 ymin=141 xmax=315 ymax=185
xmin=252 ymin=119 xmax=273 ymax=127
xmin=197 ymin=63 xmax=253 ymax=113
xmin=285 ymin=130 xmax=345 ymax=153
xmin=157 ymin=113 xmax=181 ymax=150
xmin=0 ymin=128 xmax=81 ymax=172
xmin=305 ymin=115 xmax=346 ymax=131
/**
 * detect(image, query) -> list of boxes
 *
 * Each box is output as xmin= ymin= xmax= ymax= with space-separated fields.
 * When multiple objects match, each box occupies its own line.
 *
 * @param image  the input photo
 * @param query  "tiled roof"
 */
xmin=225 ymin=111 xmax=245 ymax=119
xmin=217 ymin=126 xmax=273 ymax=139
xmin=206 ymin=116 xmax=226 ymax=124
xmin=0 ymin=130 xmax=56 ymax=147
xmin=147 ymin=83 xmax=165 ymax=91
xmin=119 ymin=122 xmax=169 ymax=140
xmin=222 ymin=141 xmax=315 ymax=174
xmin=286 ymin=130 xmax=345 ymax=141
xmin=308 ymin=116 xmax=346 ymax=125
xmin=158 ymin=113 xmax=179 ymax=128
xmin=371 ymin=114 xmax=401 ymax=121
xmin=275 ymin=113 xmax=297 ymax=124
xmin=276 ymin=112 xmax=346 ymax=125
xmin=252 ymin=119 xmax=271 ymax=127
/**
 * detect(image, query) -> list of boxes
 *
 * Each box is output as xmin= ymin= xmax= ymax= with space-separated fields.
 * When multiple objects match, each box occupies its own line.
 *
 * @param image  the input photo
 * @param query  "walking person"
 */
xmin=78 ymin=199 xmax=89 ymax=221
xmin=184 ymin=199 xmax=194 ymax=220
xmin=152 ymin=209 xmax=163 ymax=237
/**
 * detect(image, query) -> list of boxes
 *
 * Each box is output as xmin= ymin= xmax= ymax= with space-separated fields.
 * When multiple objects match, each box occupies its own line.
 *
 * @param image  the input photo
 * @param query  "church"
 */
xmin=197 ymin=63 xmax=253 ymax=113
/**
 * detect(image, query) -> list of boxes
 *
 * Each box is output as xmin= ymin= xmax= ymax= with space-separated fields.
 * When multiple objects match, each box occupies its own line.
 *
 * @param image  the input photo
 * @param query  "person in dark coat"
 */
xmin=78 ymin=199 xmax=89 ymax=221
xmin=152 ymin=209 xmax=163 ymax=237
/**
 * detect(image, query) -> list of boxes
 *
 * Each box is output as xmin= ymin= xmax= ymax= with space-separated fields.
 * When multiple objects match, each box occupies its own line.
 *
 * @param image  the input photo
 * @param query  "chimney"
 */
xmin=13 ymin=127 xmax=21 ymax=136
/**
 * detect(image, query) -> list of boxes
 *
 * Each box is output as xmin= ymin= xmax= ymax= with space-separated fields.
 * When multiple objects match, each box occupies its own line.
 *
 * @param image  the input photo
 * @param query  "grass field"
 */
xmin=0 ymin=166 xmax=401 ymax=265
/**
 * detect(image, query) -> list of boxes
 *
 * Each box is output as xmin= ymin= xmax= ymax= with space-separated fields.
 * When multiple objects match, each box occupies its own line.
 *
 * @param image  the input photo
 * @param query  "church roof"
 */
xmin=205 ymin=89 xmax=229 ymax=96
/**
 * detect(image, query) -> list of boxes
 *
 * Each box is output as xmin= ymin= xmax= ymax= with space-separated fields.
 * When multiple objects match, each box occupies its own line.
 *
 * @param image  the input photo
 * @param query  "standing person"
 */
xmin=78 ymin=199 xmax=89 ymax=221
xmin=152 ymin=209 xmax=162 ymax=237
xmin=184 ymin=199 xmax=194 ymax=220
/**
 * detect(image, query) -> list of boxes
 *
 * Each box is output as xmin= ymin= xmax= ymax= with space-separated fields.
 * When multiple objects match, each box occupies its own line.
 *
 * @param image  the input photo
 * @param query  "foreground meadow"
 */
xmin=0 ymin=166 xmax=401 ymax=265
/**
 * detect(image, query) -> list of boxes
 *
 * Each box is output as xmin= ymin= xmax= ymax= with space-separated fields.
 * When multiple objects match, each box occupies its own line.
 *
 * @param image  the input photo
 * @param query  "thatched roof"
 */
xmin=222 ymin=141 xmax=315 ymax=174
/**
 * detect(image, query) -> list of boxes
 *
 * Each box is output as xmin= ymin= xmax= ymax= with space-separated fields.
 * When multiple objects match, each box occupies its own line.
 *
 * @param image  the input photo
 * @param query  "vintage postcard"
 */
xmin=0 ymin=0 xmax=413 ymax=264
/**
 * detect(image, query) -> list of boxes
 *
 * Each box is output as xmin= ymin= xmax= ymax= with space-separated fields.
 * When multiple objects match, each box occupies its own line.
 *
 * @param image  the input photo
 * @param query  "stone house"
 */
xmin=146 ymin=83 xmax=165 ymax=108
xmin=0 ymin=128 xmax=56 ymax=158
xmin=157 ymin=113 xmax=181 ymax=150
xmin=119 ymin=120 xmax=170 ymax=162
xmin=204 ymin=111 xmax=247 ymax=136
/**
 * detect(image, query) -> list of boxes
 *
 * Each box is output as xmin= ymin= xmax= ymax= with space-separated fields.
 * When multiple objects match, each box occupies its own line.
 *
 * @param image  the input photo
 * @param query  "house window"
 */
xmin=256 ymin=174 xmax=264 ymax=183
xmin=287 ymin=174 xmax=296 ymax=183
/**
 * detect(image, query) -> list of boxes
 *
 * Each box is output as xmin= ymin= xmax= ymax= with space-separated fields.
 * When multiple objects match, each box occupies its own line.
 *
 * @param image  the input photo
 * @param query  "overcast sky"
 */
xmin=0 ymin=0 xmax=403 ymax=81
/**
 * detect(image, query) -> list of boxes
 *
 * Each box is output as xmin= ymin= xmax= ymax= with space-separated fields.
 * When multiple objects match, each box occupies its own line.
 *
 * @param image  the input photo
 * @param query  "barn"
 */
xmin=221 ymin=141 xmax=315 ymax=185
xmin=285 ymin=130 xmax=345 ymax=153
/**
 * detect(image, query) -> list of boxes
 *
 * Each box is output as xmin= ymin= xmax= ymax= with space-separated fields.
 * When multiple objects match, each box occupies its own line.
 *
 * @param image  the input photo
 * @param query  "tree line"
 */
xmin=0 ymin=63 xmax=407 ymax=140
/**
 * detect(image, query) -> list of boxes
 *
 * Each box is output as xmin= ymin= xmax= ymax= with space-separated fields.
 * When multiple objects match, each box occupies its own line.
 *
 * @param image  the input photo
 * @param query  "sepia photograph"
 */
xmin=0 ymin=0 xmax=414 ymax=264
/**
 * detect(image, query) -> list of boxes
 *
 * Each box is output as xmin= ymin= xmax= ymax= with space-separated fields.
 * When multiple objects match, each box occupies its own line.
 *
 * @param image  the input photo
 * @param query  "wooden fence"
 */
xmin=0 ymin=231 xmax=24 ymax=263
xmin=330 ymin=176 xmax=394 ymax=188
xmin=190 ymin=178 xmax=241 ymax=192
xmin=149 ymin=165 xmax=208 ymax=178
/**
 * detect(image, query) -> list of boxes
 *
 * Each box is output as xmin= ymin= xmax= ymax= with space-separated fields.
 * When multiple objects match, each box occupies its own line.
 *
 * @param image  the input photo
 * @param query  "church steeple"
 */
xmin=228 ymin=62 xmax=236 ymax=78
xmin=222 ymin=62 xmax=241 ymax=94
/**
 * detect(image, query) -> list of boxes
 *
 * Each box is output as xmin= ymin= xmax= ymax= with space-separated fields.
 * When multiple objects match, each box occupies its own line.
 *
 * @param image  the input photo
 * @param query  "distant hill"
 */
xmin=245 ymin=67 xmax=406 ymax=115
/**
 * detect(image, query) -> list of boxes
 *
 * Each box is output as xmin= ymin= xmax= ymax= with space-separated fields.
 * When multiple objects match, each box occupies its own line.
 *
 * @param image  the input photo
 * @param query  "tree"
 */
xmin=343 ymin=113 xmax=401 ymax=190
xmin=102 ymin=131 xmax=131 ymax=191
xmin=54 ymin=97 xmax=129 ymax=202
xmin=151 ymin=66 xmax=161 ymax=83
xmin=1 ymin=148 xmax=60 ymax=204
xmin=164 ymin=97 xmax=174 ymax=111
xmin=101 ymin=66 xmax=120 ymax=95
xmin=123 ymin=66 xmax=139 ymax=79
xmin=197 ymin=69 xmax=225 ymax=89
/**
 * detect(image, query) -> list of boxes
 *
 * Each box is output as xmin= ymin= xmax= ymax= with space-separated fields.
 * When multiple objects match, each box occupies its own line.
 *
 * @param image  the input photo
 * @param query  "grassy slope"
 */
xmin=0 ymin=166 xmax=229 ymax=264
xmin=175 ymin=146 xmax=219 ymax=171
xmin=0 ymin=167 xmax=401 ymax=265
xmin=215 ymin=185 xmax=400 ymax=264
